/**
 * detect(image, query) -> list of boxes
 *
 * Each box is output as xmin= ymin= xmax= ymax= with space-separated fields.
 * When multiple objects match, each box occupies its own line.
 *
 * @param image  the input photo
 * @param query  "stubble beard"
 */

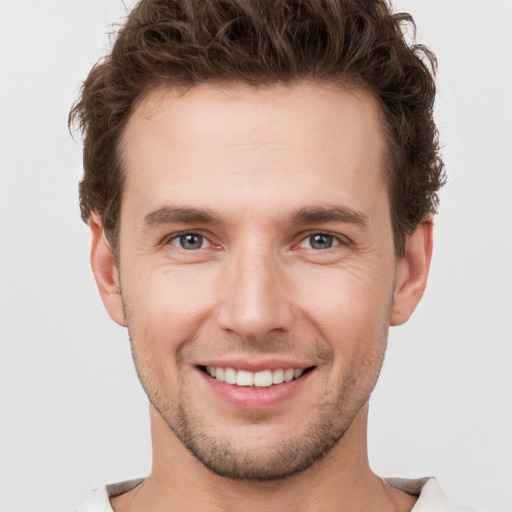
xmin=128 ymin=331 xmax=388 ymax=482
xmin=167 ymin=377 xmax=376 ymax=481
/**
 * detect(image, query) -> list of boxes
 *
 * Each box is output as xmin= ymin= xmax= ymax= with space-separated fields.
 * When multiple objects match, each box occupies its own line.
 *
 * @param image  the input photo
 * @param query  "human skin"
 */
xmin=90 ymin=82 xmax=432 ymax=511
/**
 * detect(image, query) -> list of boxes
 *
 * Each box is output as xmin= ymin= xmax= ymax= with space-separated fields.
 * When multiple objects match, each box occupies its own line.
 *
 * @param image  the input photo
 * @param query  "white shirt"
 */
xmin=76 ymin=476 xmax=478 ymax=511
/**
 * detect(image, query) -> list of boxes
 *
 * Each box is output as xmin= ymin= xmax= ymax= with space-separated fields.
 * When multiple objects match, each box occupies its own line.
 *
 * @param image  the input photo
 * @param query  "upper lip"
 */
xmin=195 ymin=358 xmax=314 ymax=372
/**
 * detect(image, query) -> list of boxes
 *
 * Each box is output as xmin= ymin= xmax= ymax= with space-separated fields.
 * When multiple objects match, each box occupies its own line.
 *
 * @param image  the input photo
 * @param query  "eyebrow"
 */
xmin=143 ymin=206 xmax=223 ymax=227
xmin=142 ymin=204 xmax=368 ymax=229
xmin=289 ymin=206 xmax=368 ymax=227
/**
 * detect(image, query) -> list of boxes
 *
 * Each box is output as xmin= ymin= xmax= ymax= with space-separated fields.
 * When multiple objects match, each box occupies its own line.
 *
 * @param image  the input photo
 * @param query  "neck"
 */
xmin=111 ymin=403 xmax=416 ymax=512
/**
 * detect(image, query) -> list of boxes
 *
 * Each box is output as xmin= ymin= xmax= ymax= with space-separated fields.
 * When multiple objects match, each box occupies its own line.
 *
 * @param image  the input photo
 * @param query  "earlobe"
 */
xmin=390 ymin=219 xmax=433 ymax=326
xmin=89 ymin=214 xmax=126 ymax=327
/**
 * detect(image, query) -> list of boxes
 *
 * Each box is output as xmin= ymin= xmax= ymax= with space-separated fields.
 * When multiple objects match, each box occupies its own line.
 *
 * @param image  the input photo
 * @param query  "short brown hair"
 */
xmin=70 ymin=0 xmax=445 ymax=257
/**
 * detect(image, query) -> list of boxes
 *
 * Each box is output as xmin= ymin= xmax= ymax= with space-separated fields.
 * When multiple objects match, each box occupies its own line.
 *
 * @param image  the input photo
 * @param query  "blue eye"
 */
xmin=171 ymin=233 xmax=206 ymax=250
xmin=302 ymin=233 xmax=339 ymax=250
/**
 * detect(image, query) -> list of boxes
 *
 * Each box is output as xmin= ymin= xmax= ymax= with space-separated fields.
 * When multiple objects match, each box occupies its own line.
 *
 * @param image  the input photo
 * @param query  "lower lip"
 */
xmin=198 ymin=369 xmax=314 ymax=410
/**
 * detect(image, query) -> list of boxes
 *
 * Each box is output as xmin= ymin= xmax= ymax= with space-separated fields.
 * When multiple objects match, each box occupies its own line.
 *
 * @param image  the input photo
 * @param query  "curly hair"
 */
xmin=70 ymin=0 xmax=445 ymax=257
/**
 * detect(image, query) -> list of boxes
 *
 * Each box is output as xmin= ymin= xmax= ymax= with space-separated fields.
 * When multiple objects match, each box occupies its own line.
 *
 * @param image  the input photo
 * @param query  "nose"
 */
xmin=216 ymin=243 xmax=295 ymax=341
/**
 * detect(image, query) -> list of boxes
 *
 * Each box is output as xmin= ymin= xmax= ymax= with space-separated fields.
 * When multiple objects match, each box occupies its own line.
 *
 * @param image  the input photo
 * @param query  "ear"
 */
xmin=89 ymin=214 xmax=126 ymax=327
xmin=390 ymin=218 xmax=433 ymax=326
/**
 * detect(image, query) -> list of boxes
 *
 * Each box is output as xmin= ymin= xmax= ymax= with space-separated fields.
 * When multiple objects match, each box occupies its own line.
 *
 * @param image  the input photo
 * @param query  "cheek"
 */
xmin=294 ymin=264 xmax=393 ymax=380
xmin=295 ymin=263 xmax=395 ymax=333
xmin=122 ymin=265 xmax=217 ymax=348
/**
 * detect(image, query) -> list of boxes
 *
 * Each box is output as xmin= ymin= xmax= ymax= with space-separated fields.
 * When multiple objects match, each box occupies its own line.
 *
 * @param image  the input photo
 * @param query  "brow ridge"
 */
xmin=142 ymin=204 xmax=368 ymax=229
xmin=143 ymin=206 xmax=222 ymax=227
xmin=289 ymin=206 xmax=368 ymax=227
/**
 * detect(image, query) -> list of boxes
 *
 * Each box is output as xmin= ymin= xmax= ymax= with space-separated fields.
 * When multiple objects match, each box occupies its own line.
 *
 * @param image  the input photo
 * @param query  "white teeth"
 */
xmin=254 ymin=370 xmax=272 ymax=387
xmin=236 ymin=370 xmax=254 ymax=386
xmin=224 ymin=367 xmax=237 ymax=384
xmin=284 ymin=368 xmax=295 ymax=382
xmin=206 ymin=366 xmax=307 ymax=387
xmin=272 ymin=368 xmax=284 ymax=384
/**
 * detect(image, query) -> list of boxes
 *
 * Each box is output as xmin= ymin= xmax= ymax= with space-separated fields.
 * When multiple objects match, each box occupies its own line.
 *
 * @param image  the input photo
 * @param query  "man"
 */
xmin=71 ymin=0 xmax=473 ymax=510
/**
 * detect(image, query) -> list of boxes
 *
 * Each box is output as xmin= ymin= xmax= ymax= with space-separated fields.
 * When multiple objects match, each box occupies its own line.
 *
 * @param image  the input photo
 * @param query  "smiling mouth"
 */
xmin=199 ymin=366 xmax=315 ymax=388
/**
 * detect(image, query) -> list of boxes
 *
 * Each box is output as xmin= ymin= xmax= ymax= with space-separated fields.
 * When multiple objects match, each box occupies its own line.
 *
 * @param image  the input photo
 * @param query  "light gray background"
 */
xmin=1 ymin=1 xmax=511 ymax=510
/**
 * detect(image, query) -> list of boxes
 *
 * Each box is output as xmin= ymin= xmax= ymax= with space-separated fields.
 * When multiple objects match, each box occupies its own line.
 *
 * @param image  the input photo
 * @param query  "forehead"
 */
xmin=120 ymin=81 xmax=388 ymax=226
xmin=125 ymin=81 xmax=385 ymax=159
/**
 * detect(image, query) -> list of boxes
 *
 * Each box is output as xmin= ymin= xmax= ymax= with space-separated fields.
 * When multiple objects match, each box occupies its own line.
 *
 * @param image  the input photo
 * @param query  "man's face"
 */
xmin=105 ymin=82 xmax=405 ymax=479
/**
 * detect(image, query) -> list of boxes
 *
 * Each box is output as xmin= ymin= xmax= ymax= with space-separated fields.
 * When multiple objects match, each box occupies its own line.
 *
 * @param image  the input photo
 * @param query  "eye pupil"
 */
xmin=179 ymin=234 xmax=203 ymax=250
xmin=310 ymin=234 xmax=333 ymax=249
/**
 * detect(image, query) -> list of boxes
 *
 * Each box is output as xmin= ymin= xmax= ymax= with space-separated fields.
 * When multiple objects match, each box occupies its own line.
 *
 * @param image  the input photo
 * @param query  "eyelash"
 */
xmin=166 ymin=231 xmax=211 ymax=251
xmin=298 ymin=233 xmax=342 ymax=251
xmin=164 ymin=231 xmax=349 ymax=252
